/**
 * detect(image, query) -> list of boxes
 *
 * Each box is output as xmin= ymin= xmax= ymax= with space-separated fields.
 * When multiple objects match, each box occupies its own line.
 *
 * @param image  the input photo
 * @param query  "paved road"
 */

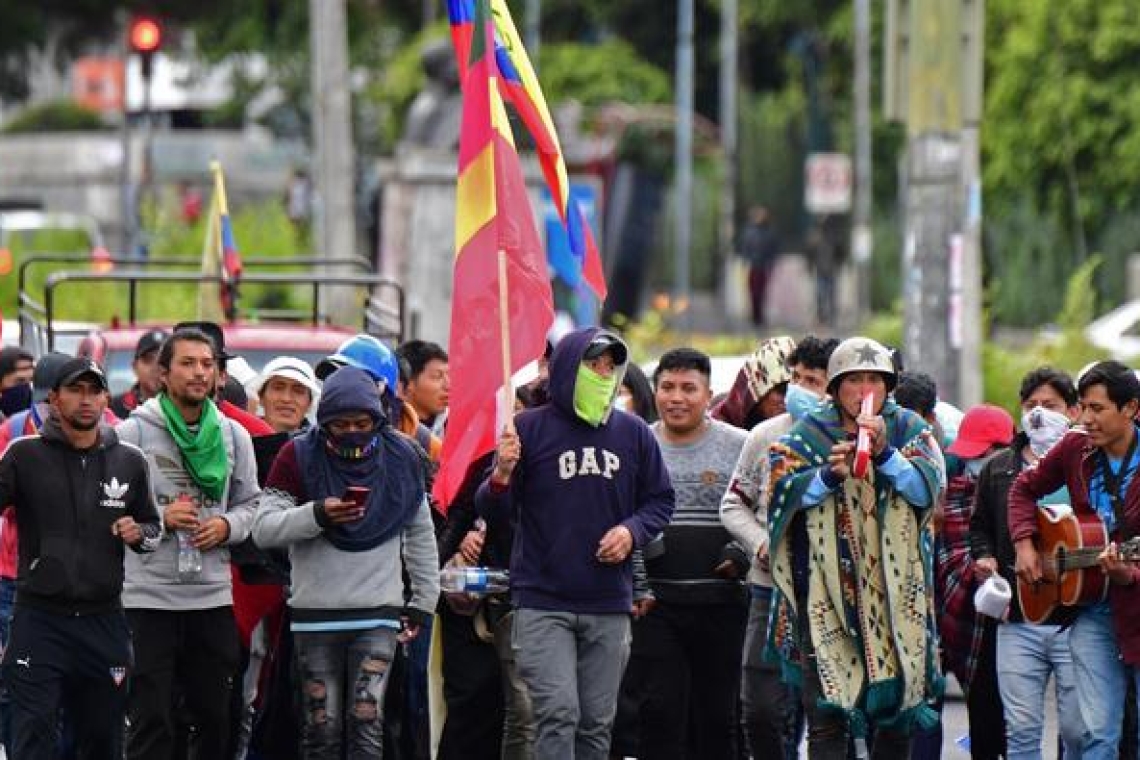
xmin=785 ymin=676 xmax=1061 ymax=758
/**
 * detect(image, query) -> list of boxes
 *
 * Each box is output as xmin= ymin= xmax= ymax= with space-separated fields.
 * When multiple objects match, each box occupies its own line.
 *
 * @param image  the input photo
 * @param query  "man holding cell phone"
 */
xmin=253 ymin=366 xmax=439 ymax=758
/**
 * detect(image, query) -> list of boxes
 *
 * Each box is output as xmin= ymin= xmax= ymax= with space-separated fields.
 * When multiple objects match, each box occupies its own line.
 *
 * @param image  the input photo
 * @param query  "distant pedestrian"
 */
xmin=807 ymin=215 xmax=845 ymax=326
xmin=285 ymin=168 xmax=313 ymax=235
xmin=739 ymin=206 xmax=780 ymax=327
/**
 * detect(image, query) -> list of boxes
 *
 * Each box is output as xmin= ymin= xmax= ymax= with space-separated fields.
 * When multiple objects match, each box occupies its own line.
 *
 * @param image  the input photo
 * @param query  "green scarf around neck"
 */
xmin=158 ymin=393 xmax=228 ymax=501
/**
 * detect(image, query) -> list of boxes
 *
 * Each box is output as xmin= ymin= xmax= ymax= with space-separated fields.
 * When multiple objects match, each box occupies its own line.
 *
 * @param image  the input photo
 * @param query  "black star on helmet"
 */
xmin=855 ymin=342 xmax=881 ymax=364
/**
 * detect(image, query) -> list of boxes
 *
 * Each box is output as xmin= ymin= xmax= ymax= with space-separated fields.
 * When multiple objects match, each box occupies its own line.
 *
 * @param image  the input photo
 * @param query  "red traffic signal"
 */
xmin=129 ymin=17 xmax=162 ymax=55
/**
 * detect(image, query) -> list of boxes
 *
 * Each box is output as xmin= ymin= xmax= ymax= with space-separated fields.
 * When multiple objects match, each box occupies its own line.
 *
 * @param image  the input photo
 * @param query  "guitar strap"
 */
xmin=1098 ymin=430 xmax=1139 ymax=537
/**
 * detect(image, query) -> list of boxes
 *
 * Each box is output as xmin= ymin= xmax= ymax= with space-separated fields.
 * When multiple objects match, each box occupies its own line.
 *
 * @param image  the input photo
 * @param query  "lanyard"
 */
xmin=1098 ymin=430 xmax=1139 ymax=531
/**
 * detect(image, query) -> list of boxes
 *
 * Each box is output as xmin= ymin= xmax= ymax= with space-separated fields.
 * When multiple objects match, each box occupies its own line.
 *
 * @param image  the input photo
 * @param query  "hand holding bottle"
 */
xmin=164 ymin=494 xmax=199 ymax=531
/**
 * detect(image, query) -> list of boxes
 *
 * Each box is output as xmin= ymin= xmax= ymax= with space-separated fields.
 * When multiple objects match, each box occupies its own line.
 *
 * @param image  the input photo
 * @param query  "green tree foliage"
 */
xmin=0 ymin=0 xmax=118 ymax=101
xmin=539 ymin=41 xmax=671 ymax=108
xmin=1 ymin=100 xmax=106 ymax=133
xmin=985 ymin=0 xmax=1140 ymax=248
xmin=364 ymin=27 xmax=673 ymax=151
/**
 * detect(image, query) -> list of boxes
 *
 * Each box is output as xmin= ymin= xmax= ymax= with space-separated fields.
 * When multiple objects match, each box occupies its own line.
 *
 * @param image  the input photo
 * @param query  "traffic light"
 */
xmin=128 ymin=16 xmax=163 ymax=79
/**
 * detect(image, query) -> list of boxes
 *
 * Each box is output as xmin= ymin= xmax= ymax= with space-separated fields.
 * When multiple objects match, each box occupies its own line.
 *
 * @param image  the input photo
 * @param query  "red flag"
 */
xmin=447 ymin=0 xmax=608 ymax=302
xmin=433 ymin=0 xmax=554 ymax=509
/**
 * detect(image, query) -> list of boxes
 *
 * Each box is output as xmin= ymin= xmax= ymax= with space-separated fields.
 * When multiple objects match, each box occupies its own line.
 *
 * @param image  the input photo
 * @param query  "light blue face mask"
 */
xmin=964 ymin=458 xmax=986 ymax=478
xmin=785 ymin=383 xmax=823 ymax=421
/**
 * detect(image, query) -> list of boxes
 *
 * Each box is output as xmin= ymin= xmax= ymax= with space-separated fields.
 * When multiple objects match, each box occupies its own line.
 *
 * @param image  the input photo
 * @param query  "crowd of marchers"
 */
xmin=0 ymin=321 xmax=1137 ymax=760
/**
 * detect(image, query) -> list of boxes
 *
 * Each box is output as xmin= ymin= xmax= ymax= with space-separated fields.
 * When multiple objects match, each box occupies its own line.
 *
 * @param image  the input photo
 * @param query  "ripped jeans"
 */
xmin=295 ymin=626 xmax=399 ymax=760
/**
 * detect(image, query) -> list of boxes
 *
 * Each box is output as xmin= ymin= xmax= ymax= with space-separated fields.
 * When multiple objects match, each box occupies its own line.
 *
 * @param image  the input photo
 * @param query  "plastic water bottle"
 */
xmin=439 ymin=566 xmax=509 ymax=595
xmin=176 ymin=530 xmax=202 ymax=582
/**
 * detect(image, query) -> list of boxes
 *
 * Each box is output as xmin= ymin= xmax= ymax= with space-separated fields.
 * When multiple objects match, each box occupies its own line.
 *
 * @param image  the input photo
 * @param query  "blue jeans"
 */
xmin=0 ymin=576 xmax=16 ymax=751
xmin=997 ymin=621 xmax=1083 ymax=759
xmin=1068 ymin=604 xmax=1139 ymax=760
xmin=294 ymin=626 xmax=398 ymax=760
xmin=513 ymin=608 xmax=630 ymax=760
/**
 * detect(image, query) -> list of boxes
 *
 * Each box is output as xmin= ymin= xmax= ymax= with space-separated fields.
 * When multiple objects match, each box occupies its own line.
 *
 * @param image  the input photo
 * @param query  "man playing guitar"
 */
xmin=1009 ymin=360 xmax=1140 ymax=760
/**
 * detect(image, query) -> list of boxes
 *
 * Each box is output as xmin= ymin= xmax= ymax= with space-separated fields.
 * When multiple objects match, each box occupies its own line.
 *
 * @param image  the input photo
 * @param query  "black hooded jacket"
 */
xmin=0 ymin=416 xmax=161 ymax=615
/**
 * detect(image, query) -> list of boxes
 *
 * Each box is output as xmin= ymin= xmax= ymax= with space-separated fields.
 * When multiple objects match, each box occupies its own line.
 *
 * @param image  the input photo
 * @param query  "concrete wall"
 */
xmin=0 ymin=130 xmax=305 ymax=247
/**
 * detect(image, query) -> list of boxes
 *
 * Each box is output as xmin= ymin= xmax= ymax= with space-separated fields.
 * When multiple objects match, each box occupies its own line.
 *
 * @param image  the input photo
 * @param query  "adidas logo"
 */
xmin=100 ymin=477 xmax=130 ymax=509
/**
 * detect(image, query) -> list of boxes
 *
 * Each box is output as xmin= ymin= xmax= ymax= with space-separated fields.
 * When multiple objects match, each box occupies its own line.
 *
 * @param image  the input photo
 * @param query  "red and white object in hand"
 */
xmin=852 ymin=391 xmax=875 ymax=479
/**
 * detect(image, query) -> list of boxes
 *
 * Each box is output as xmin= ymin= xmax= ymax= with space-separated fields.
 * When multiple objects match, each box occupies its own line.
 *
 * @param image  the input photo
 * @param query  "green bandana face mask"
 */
xmin=574 ymin=364 xmax=617 ymax=427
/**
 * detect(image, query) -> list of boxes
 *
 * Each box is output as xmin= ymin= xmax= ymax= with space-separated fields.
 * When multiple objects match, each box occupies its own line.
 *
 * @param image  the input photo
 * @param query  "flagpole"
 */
xmin=497 ymin=248 xmax=514 ymax=429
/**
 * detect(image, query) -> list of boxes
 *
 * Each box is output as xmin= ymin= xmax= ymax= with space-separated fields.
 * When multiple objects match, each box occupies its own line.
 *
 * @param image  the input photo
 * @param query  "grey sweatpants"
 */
xmin=513 ymin=608 xmax=630 ymax=760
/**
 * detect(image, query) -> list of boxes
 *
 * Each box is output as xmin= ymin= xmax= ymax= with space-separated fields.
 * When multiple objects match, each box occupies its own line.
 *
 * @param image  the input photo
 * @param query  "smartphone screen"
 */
xmin=344 ymin=486 xmax=370 ymax=508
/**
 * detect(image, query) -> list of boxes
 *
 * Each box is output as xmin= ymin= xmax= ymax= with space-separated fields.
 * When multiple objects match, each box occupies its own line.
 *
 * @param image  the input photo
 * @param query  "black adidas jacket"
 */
xmin=0 ymin=415 xmax=161 ymax=615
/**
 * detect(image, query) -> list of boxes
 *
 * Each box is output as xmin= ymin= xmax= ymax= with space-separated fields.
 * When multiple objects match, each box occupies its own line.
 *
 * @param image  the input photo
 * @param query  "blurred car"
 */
xmin=1086 ymin=299 xmax=1140 ymax=360
xmin=2 ymin=318 xmax=99 ymax=357
xmin=78 ymin=323 xmax=360 ymax=395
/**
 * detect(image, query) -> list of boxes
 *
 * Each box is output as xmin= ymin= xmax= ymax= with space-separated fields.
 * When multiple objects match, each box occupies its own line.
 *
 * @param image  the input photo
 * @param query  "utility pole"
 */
xmin=309 ymin=0 xmax=357 ymax=324
xmin=118 ymin=13 xmax=132 ymax=256
xmin=525 ymin=0 xmax=541 ymax=69
xmin=674 ymin=0 xmax=694 ymax=330
xmin=719 ymin=0 xmax=742 ymax=325
xmin=852 ymin=0 xmax=873 ymax=325
xmin=958 ymin=0 xmax=985 ymax=407
xmin=885 ymin=0 xmax=982 ymax=406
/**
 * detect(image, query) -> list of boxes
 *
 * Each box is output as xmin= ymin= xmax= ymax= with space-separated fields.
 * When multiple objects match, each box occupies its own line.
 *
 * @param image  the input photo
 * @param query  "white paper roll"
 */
xmin=974 ymin=575 xmax=1012 ymax=620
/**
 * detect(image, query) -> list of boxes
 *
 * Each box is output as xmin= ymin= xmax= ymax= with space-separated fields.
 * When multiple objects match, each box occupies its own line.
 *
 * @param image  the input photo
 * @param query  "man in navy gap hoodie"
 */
xmin=477 ymin=327 xmax=675 ymax=760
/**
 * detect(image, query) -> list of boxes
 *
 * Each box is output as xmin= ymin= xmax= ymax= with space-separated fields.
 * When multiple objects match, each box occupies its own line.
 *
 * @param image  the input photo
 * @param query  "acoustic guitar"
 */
xmin=1017 ymin=503 xmax=1140 ymax=625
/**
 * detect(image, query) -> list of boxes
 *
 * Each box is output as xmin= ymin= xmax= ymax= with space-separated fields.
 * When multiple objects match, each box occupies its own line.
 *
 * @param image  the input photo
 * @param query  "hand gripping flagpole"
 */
xmin=498 ymin=248 xmax=515 ymax=435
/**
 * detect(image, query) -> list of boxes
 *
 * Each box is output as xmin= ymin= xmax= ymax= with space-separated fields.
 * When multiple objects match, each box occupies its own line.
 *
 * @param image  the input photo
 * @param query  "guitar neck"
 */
xmin=1047 ymin=549 xmax=1106 ymax=571
xmin=1048 ymin=542 xmax=1140 ymax=572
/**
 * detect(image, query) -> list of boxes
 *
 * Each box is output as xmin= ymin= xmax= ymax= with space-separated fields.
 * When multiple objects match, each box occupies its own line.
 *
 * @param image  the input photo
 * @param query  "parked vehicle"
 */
xmin=16 ymin=254 xmax=405 ymax=391
xmin=80 ymin=322 xmax=361 ymax=395
xmin=1086 ymin=299 xmax=1140 ymax=360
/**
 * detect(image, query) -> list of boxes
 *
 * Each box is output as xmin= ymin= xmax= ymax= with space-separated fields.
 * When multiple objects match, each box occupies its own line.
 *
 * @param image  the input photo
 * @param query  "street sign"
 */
xmin=805 ymin=153 xmax=853 ymax=214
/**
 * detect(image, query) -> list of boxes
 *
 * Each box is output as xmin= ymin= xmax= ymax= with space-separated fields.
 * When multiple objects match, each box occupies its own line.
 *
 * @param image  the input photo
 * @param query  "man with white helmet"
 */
xmin=254 ymin=357 xmax=321 ymax=434
xmin=765 ymin=337 xmax=944 ymax=759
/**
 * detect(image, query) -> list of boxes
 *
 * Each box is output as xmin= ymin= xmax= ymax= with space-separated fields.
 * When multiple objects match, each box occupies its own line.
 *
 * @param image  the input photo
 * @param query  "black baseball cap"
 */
xmin=32 ymin=352 xmax=73 ymax=403
xmin=173 ymin=321 xmax=232 ymax=360
xmin=582 ymin=333 xmax=628 ymax=365
xmin=135 ymin=329 xmax=170 ymax=359
xmin=52 ymin=357 xmax=108 ymax=392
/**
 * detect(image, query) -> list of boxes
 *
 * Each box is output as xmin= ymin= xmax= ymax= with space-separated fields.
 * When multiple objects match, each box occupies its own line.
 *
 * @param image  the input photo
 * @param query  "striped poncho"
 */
xmin=765 ymin=398 xmax=944 ymax=736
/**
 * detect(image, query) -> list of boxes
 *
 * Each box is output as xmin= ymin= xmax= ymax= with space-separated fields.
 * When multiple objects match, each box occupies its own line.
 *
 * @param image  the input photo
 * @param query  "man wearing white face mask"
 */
xmin=719 ymin=335 xmax=837 ymax=758
xmin=968 ymin=367 xmax=1084 ymax=760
